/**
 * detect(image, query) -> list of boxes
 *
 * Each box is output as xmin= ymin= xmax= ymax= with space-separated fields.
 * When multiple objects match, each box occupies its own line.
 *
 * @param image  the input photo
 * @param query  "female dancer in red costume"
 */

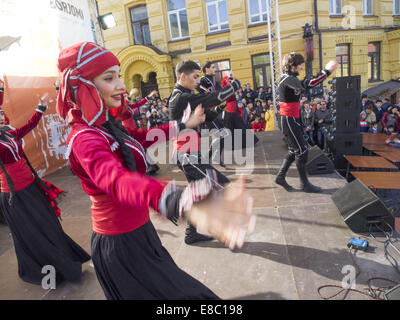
xmin=0 ymin=78 xmax=90 ymax=284
xmin=57 ymin=42 xmax=255 ymax=300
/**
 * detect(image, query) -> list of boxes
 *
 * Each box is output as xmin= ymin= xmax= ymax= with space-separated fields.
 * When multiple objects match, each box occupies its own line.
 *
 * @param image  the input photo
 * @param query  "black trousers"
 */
xmin=224 ymin=112 xmax=259 ymax=150
xmin=176 ymin=151 xmax=230 ymax=187
xmin=280 ymin=115 xmax=309 ymax=164
xmin=204 ymin=118 xmax=226 ymax=160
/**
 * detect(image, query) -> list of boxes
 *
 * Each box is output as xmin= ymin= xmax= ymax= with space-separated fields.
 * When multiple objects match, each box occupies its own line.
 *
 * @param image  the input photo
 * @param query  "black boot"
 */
xmin=275 ymin=156 xmax=295 ymax=191
xmin=184 ymin=224 xmax=214 ymax=245
xmin=296 ymin=161 xmax=322 ymax=193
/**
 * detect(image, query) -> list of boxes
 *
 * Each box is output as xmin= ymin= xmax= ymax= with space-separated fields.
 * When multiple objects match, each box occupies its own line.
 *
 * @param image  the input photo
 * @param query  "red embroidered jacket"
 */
xmin=66 ymin=109 xmax=178 ymax=235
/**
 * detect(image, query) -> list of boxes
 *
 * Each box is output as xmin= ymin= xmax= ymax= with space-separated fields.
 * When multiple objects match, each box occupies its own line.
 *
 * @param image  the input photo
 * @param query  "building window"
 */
xmin=211 ymin=60 xmax=231 ymax=85
xmin=167 ymin=0 xmax=189 ymax=40
xmin=130 ymin=5 xmax=151 ymax=46
xmin=336 ymin=44 xmax=350 ymax=77
xmin=368 ymin=42 xmax=381 ymax=81
xmin=206 ymin=0 xmax=229 ymax=33
xmin=252 ymin=53 xmax=271 ymax=89
xmin=329 ymin=0 xmax=342 ymax=15
xmin=363 ymin=0 xmax=373 ymax=15
xmin=394 ymin=0 xmax=400 ymax=15
xmin=248 ymin=0 xmax=272 ymax=24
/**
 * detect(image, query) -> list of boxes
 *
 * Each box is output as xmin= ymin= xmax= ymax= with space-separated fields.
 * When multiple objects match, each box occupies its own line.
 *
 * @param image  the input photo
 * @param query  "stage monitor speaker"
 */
xmin=332 ymin=179 xmax=394 ymax=233
xmin=306 ymin=146 xmax=334 ymax=175
xmin=384 ymin=284 xmax=400 ymax=300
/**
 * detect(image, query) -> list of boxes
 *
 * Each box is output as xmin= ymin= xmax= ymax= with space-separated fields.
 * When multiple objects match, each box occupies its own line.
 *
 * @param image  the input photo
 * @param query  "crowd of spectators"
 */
xmin=128 ymin=82 xmax=277 ymax=133
xmin=298 ymin=89 xmax=335 ymax=150
xmin=360 ymin=94 xmax=400 ymax=135
xmin=234 ymin=83 xmax=275 ymax=132
xmin=126 ymin=89 xmax=170 ymax=129
xmin=296 ymin=86 xmax=400 ymax=151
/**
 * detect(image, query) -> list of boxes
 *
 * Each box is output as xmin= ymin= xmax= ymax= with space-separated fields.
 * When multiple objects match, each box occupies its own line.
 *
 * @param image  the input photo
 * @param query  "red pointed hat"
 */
xmin=56 ymin=42 xmax=120 ymax=126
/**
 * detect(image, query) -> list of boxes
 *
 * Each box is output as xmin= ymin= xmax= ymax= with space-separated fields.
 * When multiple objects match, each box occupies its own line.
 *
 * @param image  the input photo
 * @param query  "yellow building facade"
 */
xmin=96 ymin=0 xmax=400 ymax=98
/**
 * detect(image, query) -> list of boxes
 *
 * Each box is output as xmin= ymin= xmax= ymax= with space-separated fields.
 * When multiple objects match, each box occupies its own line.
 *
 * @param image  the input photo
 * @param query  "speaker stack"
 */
xmin=332 ymin=76 xmax=363 ymax=169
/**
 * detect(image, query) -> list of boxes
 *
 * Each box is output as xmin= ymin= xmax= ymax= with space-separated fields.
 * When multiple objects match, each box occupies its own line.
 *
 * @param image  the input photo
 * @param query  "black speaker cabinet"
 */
xmin=332 ymin=133 xmax=363 ymax=169
xmin=333 ymin=133 xmax=363 ymax=156
xmin=332 ymin=179 xmax=395 ymax=233
xmin=307 ymin=146 xmax=334 ymax=175
xmin=335 ymin=95 xmax=361 ymax=134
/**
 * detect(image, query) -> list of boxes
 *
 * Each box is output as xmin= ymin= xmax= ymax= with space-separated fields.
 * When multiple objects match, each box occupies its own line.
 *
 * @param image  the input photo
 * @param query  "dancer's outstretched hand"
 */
xmin=37 ymin=92 xmax=54 ymax=107
xmin=325 ymin=60 xmax=338 ymax=73
xmin=186 ymin=176 xmax=256 ymax=250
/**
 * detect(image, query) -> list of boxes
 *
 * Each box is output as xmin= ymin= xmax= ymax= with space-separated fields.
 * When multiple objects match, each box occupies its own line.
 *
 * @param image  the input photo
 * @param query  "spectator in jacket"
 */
xmin=243 ymin=83 xmax=254 ymax=97
xmin=159 ymin=106 xmax=169 ymax=125
xmin=301 ymin=101 xmax=315 ymax=146
xmin=248 ymin=108 xmax=257 ymax=127
xmin=381 ymin=98 xmax=391 ymax=111
xmin=252 ymin=116 xmax=263 ymax=132
xmin=361 ymin=94 xmax=375 ymax=112
xmin=149 ymin=109 xmax=161 ymax=128
xmin=373 ymin=99 xmax=385 ymax=123
xmin=381 ymin=106 xmax=400 ymax=133
xmin=368 ymin=122 xmax=380 ymax=133
xmin=264 ymin=105 xmax=275 ymax=131
xmin=360 ymin=112 xmax=368 ymax=132
xmin=256 ymin=87 xmax=266 ymax=101
xmin=365 ymin=105 xmax=376 ymax=130
xmin=137 ymin=113 xmax=148 ymax=129
xmin=261 ymin=100 xmax=268 ymax=113
xmin=245 ymin=91 xmax=255 ymax=105
xmin=260 ymin=112 xmax=266 ymax=130
xmin=386 ymin=125 xmax=395 ymax=135
xmin=237 ymin=100 xmax=248 ymax=125
xmin=265 ymin=87 xmax=272 ymax=101
xmin=314 ymin=102 xmax=332 ymax=149
xmin=255 ymin=99 xmax=263 ymax=116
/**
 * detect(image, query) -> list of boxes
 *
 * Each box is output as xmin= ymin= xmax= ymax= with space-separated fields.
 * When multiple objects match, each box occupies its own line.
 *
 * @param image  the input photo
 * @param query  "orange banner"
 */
xmin=2 ymin=75 xmax=70 ymax=177
xmin=0 ymin=0 xmax=97 ymax=177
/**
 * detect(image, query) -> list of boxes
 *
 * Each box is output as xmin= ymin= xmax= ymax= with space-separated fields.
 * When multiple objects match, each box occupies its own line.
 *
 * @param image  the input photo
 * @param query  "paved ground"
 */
xmin=0 ymin=131 xmax=399 ymax=300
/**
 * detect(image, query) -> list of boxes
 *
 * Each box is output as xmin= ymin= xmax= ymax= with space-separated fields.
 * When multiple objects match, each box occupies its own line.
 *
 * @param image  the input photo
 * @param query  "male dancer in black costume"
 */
xmin=197 ymin=61 xmax=228 ymax=168
xmin=275 ymin=52 xmax=338 ymax=193
xmin=168 ymin=60 xmax=241 ymax=244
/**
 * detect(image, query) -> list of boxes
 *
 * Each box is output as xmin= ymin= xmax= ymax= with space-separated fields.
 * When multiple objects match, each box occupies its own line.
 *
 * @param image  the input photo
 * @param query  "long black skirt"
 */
xmin=0 ymin=181 xmax=91 ymax=285
xmin=223 ymin=112 xmax=259 ymax=150
xmin=91 ymin=220 xmax=220 ymax=300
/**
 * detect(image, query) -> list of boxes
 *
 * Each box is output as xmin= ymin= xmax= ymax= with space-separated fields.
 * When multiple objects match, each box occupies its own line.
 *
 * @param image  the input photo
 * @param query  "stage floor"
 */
xmin=0 ymin=130 xmax=399 ymax=300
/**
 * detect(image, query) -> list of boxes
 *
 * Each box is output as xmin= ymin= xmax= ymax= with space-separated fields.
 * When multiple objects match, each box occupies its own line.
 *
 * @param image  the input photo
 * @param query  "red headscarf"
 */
xmin=57 ymin=42 xmax=121 ymax=127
